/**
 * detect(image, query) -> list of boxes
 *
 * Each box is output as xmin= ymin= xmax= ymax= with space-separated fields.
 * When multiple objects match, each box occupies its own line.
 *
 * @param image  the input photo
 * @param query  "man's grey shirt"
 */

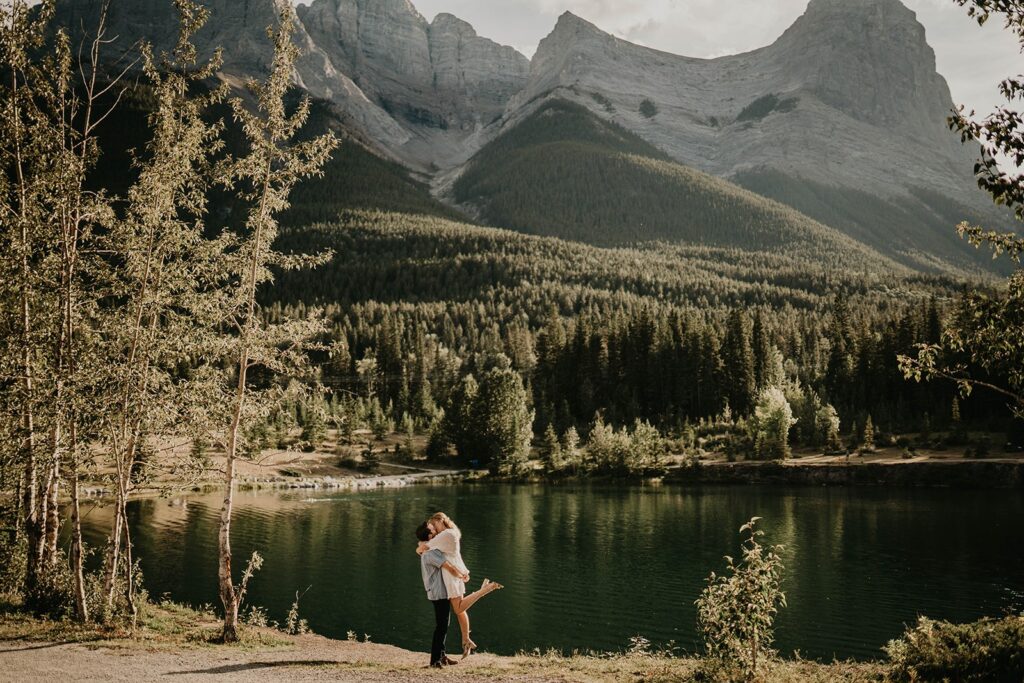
xmin=420 ymin=548 xmax=449 ymax=601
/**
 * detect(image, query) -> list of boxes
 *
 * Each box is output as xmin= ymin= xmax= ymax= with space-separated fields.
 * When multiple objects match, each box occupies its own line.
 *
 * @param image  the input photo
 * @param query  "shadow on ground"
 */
xmin=166 ymin=660 xmax=340 ymax=675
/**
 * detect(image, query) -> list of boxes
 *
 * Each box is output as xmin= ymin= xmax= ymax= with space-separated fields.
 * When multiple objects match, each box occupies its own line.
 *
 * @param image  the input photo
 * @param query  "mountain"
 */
xmin=493 ymin=2 xmax=1007 ymax=272
xmin=451 ymin=99 xmax=904 ymax=275
xmin=52 ymin=0 xmax=529 ymax=169
xmin=51 ymin=0 xmax=1010 ymax=274
xmin=296 ymin=1 xmax=528 ymax=130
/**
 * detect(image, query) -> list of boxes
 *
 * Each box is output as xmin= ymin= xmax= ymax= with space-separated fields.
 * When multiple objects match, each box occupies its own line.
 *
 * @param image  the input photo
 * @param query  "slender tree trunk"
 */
xmin=103 ymin=212 xmax=159 ymax=607
xmin=218 ymin=155 xmax=271 ymax=642
xmin=122 ymin=502 xmax=137 ymax=629
xmin=69 ymin=423 xmax=88 ymax=621
xmin=12 ymin=56 xmax=41 ymax=590
xmin=12 ymin=471 xmax=23 ymax=544
xmin=219 ymin=342 xmax=251 ymax=643
xmin=42 ymin=446 xmax=59 ymax=566
xmin=218 ymin=445 xmax=238 ymax=642
xmin=102 ymin=491 xmax=124 ymax=607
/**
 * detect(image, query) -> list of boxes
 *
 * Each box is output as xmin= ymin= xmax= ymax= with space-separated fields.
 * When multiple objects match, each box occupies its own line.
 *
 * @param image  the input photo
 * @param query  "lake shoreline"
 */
xmin=662 ymin=459 xmax=1024 ymax=489
xmin=79 ymin=457 xmax=1024 ymax=500
xmin=79 ymin=467 xmax=476 ymax=500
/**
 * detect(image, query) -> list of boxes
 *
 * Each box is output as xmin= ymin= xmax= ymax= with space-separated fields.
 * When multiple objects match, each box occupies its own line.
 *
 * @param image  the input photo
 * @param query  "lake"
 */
xmin=79 ymin=483 xmax=1024 ymax=661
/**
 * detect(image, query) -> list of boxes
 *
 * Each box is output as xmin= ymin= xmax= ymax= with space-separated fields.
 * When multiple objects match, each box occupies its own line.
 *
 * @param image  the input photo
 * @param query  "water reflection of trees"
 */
xmin=73 ymin=485 xmax=1024 ymax=660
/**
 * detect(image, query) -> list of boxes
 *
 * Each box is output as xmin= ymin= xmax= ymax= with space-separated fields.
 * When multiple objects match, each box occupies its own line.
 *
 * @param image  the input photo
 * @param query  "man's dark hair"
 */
xmin=415 ymin=521 xmax=431 ymax=542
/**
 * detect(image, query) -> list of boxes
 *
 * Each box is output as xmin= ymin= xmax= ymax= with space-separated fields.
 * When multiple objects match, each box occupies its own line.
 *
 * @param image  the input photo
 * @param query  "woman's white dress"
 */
xmin=428 ymin=528 xmax=469 ymax=598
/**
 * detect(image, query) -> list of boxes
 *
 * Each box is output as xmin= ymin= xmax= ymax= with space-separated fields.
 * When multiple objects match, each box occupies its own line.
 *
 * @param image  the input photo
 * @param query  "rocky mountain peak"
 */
xmin=297 ymin=0 xmax=526 ymax=136
xmin=770 ymin=0 xmax=949 ymax=138
xmin=430 ymin=12 xmax=474 ymax=33
xmin=527 ymin=10 xmax=615 ymax=92
xmin=542 ymin=11 xmax=610 ymax=48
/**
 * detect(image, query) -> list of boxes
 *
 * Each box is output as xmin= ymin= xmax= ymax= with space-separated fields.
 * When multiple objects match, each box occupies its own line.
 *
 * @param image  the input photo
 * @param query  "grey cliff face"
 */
xmin=52 ymin=0 xmax=413 ymax=146
xmin=503 ymin=1 xmax=978 ymax=209
xmin=428 ymin=13 xmax=531 ymax=128
xmin=53 ymin=0 xmax=529 ymax=163
xmin=297 ymin=0 xmax=529 ymax=133
xmin=772 ymin=0 xmax=957 ymax=143
xmin=54 ymin=0 xmax=294 ymax=74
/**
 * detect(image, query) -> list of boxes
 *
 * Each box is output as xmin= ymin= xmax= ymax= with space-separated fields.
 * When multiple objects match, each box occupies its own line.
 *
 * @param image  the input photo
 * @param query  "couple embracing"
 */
xmin=416 ymin=512 xmax=503 ymax=668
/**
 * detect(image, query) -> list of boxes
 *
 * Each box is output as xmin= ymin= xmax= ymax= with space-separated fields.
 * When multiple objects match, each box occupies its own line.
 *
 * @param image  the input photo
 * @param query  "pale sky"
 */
xmin=298 ymin=0 xmax=1021 ymax=124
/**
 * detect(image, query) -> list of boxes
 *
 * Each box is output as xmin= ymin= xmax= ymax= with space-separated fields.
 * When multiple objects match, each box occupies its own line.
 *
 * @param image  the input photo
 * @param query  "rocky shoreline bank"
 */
xmin=665 ymin=459 xmax=1024 ymax=488
xmin=79 ymin=468 xmax=474 ymax=499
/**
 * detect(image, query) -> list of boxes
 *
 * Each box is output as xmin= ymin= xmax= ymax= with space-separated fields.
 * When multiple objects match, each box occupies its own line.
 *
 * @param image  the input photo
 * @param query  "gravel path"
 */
xmin=0 ymin=635 xmax=570 ymax=682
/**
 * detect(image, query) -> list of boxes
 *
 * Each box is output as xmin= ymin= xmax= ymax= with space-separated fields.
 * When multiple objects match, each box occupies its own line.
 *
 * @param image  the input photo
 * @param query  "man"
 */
xmin=417 ymin=520 xmax=468 ymax=668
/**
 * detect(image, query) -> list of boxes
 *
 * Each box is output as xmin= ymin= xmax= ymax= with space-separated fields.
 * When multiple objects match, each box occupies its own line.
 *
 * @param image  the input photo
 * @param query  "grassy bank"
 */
xmin=2 ymin=593 xmax=1021 ymax=682
xmin=0 ymin=594 xmax=879 ymax=682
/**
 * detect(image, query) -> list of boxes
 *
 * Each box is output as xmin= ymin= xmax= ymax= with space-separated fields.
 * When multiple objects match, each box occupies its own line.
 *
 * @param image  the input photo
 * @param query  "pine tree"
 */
xmin=722 ymin=310 xmax=756 ymax=415
xmin=539 ymin=424 xmax=562 ymax=473
xmin=751 ymin=311 xmax=771 ymax=390
xmin=472 ymin=364 xmax=534 ymax=475
xmin=300 ymin=400 xmax=327 ymax=452
xmin=862 ymin=415 xmax=876 ymax=452
xmin=561 ymin=426 xmax=581 ymax=472
xmin=445 ymin=374 xmax=480 ymax=458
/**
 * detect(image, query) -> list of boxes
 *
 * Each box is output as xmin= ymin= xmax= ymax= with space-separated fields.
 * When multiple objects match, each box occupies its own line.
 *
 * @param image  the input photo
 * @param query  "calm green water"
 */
xmin=79 ymin=483 xmax=1024 ymax=661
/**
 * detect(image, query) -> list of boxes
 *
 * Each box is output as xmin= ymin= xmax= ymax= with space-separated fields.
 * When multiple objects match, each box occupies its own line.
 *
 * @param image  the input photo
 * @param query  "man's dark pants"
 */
xmin=430 ymin=598 xmax=451 ymax=665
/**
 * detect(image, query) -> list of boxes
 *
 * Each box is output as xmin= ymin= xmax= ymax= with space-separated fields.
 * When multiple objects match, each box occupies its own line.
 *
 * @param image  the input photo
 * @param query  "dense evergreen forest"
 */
xmin=268 ymin=210 xmax=1015 ymax=459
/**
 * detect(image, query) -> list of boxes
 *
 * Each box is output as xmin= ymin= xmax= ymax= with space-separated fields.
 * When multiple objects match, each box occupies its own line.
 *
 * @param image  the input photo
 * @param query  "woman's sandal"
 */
xmin=462 ymin=636 xmax=478 ymax=660
xmin=482 ymin=578 xmax=504 ymax=592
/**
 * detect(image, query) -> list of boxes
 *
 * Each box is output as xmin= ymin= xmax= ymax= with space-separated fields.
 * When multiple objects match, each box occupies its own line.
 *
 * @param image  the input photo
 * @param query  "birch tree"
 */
xmin=212 ymin=8 xmax=337 ymax=642
xmin=97 ymin=0 xmax=226 ymax=621
xmin=1 ymin=0 xmax=125 ymax=619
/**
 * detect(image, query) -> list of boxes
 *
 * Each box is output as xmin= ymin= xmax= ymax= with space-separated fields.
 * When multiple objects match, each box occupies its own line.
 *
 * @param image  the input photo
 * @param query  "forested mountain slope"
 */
xmin=272 ymin=210 xmax=955 ymax=313
xmin=501 ymin=4 xmax=1009 ymax=274
xmin=450 ymin=100 xmax=909 ymax=275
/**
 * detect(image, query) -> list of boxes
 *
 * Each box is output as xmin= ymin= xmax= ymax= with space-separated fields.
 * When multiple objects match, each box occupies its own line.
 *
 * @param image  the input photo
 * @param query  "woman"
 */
xmin=417 ymin=511 xmax=503 ymax=658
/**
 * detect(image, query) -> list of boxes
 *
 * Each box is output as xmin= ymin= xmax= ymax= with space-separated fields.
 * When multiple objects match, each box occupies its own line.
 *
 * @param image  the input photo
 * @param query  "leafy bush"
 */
xmin=696 ymin=518 xmax=786 ymax=681
xmin=584 ymin=416 xmax=667 ymax=474
xmin=640 ymin=99 xmax=658 ymax=118
xmin=0 ymin=534 xmax=26 ymax=596
xmin=284 ymin=590 xmax=311 ymax=635
xmin=886 ymin=615 xmax=1024 ymax=683
xmin=24 ymin=554 xmax=77 ymax=619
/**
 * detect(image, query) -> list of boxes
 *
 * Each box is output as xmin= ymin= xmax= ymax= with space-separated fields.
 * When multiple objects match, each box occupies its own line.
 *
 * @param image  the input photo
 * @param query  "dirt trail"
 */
xmin=0 ymin=635 xmax=566 ymax=682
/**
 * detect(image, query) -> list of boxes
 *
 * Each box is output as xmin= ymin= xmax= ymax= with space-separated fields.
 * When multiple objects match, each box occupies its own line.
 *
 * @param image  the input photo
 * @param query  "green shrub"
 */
xmin=886 ymin=615 xmax=1024 ymax=682
xmin=24 ymin=553 xmax=76 ymax=619
xmin=0 ymin=534 xmax=26 ymax=597
xmin=695 ymin=518 xmax=786 ymax=681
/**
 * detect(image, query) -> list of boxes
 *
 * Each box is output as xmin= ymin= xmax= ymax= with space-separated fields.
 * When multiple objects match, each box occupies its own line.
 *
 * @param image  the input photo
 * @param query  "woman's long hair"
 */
xmin=430 ymin=511 xmax=460 ymax=535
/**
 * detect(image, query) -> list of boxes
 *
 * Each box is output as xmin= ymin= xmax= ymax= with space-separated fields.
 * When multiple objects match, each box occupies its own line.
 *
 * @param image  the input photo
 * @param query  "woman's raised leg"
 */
xmin=450 ymin=579 xmax=503 ymax=616
xmin=449 ymin=580 xmax=503 ymax=658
